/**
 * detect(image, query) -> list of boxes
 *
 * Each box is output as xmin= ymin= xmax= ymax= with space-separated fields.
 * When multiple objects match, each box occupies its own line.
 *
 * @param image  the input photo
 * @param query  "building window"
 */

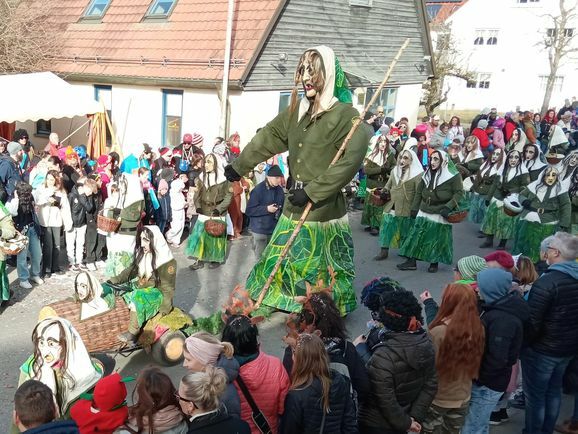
xmin=474 ymin=29 xmax=499 ymax=46
xmin=83 ymin=0 xmax=111 ymax=18
xmin=478 ymin=73 xmax=491 ymax=89
xmin=146 ymin=0 xmax=177 ymax=18
xmin=36 ymin=119 xmax=51 ymax=137
xmin=517 ymin=0 xmax=540 ymax=3
xmin=564 ymin=28 xmax=574 ymax=37
xmin=486 ymin=30 xmax=498 ymax=45
xmin=94 ymin=85 xmax=112 ymax=144
xmin=162 ymin=89 xmax=183 ymax=147
xmin=349 ymin=0 xmax=373 ymax=7
xmin=466 ymin=80 xmax=477 ymax=88
xmin=365 ymin=87 xmax=397 ymax=118
xmin=539 ymin=75 xmax=564 ymax=92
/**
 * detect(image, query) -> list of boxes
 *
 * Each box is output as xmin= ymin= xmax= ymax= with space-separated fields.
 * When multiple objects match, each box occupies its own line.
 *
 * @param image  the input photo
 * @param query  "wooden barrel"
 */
xmin=39 ymin=297 xmax=130 ymax=354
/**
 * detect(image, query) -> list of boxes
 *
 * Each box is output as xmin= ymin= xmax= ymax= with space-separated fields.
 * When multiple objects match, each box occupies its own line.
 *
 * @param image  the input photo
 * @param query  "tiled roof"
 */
xmin=47 ymin=0 xmax=283 ymax=83
xmin=426 ymin=0 xmax=466 ymax=24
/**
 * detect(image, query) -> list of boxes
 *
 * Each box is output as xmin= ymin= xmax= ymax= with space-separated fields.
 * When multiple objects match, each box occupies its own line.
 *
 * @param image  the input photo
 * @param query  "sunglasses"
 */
xmin=174 ymin=392 xmax=195 ymax=403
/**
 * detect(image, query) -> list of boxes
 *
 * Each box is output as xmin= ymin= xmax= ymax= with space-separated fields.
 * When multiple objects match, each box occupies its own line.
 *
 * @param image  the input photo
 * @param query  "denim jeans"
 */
xmin=252 ymin=233 xmax=271 ymax=259
xmin=521 ymin=347 xmax=572 ymax=434
xmin=17 ymin=226 xmax=42 ymax=281
xmin=461 ymin=384 xmax=503 ymax=434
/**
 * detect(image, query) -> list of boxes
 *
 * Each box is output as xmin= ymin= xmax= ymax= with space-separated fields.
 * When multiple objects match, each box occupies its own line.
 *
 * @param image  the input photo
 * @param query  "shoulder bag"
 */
xmin=236 ymin=375 xmax=272 ymax=434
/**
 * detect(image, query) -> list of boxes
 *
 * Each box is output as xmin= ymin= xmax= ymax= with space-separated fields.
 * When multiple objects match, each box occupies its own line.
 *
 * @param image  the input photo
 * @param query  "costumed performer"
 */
xmin=506 ymin=128 xmax=528 ymax=153
xmin=186 ymin=153 xmax=232 ymax=270
xmin=523 ymin=142 xmax=548 ymax=182
xmin=512 ymin=167 xmax=571 ymax=262
xmin=447 ymin=140 xmax=462 ymax=166
xmin=104 ymin=173 xmax=144 ymax=277
xmin=559 ymin=150 xmax=578 ymax=182
xmin=397 ymin=150 xmax=464 ymax=273
xmin=547 ymin=125 xmax=569 ymax=157
xmin=224 ymin=46 xmax=370 ymax=315
xmin=469 ymin=148 xmax=504 ymax=224
xmin=374 ymin=149 xmax=423 ymax=261
xmin=569 ymin=170 xmax=578 ymax=235
xmin=456 ymin=136 xmax=484 ymax=181
xmin=107 ymin=225 xmax=177 ymax=343
xmin=362 ymin=133 xmax=396 ymax=235
xmin=74 ymin=271 xmax=115 ymax=320
xmin=0 ymin=201 xmax=16 ymax=306
xmin=17 ymin=317 xmax=103 ymax=418
xmin=480 ymin=150 xmax=530 ymax=250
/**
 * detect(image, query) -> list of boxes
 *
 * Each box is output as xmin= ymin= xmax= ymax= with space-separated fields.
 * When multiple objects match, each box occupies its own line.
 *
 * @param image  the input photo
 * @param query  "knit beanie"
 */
xmin=266 ymin=165 xmax=283 ymax=177
xmin=158 ymin=179 xmax=169 ymax=192
xmin=457 ymin=255 xmax=487 ymax=281
xmin=7 ymin=141 xmax=22 ymax=156
xmin=477 ymin=268 xmax=512 ymax=304
xmin=484 ymin=251 xmax=515 ymax=270
xmin=477 ymin=119 xmax=489 ymax=130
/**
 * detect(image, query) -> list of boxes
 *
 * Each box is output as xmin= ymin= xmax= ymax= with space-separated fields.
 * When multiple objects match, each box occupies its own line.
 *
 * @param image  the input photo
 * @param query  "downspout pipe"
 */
xmin=220 ymin=0 xmax=235 ymax=137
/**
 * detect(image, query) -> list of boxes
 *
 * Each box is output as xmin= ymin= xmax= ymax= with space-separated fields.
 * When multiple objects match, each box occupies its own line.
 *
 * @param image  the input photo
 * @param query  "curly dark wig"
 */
xmin=378 ymin=289 xmax=423 ymax=332
xmin=360 ymin=276 xmax=404 ymax=314
xmin=298 ymin=292 xmax=347 ymax=340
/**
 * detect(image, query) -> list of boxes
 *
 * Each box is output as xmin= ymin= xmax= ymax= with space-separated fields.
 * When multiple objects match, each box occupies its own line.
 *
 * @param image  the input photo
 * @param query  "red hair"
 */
xmin=429 ymin=284 xmax=485 ymax=382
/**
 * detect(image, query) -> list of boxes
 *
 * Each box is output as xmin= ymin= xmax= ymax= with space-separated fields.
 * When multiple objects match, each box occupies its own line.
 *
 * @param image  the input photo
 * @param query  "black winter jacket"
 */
xmin=526 ymin=262 xmax=578 ymax=357
xmin=477 ymin=292 xmax=529 ymax=392
xmin=23 ymin=420 xmax=79 ymax=434
xmin=283 ymin=338 xmax=371 ymax=404
xmin=68 ymin=187 xmax=95 ymax=228
xmin=358 ymin=329 xmax=437 ymax=433
xmin=187 ymin=408 xmax=250 ymax=434
xmin=281 ymin=371 xmax=358 ymax=434
xmin=0 ymin=155 xmax=21 ymax=201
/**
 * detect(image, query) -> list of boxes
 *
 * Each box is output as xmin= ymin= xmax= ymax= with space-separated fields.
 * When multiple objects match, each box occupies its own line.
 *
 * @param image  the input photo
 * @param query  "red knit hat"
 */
xmin=484 ymin=251 xmax=514 ymax=270
xmin=182 ymin=133 xmax=193 ymax=144
xmin=191 ymin=132 xmax=203 ymax=145
xmin=159 ymin=147 xmax=172 ymax=156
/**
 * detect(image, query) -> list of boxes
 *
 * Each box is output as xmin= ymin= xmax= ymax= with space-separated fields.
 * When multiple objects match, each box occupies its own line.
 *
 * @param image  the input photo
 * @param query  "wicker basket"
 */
xmin=97 ymin=213 xmax=121 ymax=234
xmin=38 ymin=297 xmax=130 ymax=353
xmin=369 ymin=190 xmax=387 ymax=207
xmin=546 ymin=153 xmax=564 ymax=165
xmin=0 ymin=231 xmax=28 ymax=255
xmin=446 ymin=210 xmax=469 ymax=224
xmin=204 ymin=219 xmax=227 ymax=237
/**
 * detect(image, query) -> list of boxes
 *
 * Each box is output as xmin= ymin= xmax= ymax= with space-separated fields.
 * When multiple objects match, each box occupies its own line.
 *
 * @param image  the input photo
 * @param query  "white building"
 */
xmin=13 ymin=0 xmax=435 ymax=157
xmin=441 ymin=0 xmax=578 ymax=114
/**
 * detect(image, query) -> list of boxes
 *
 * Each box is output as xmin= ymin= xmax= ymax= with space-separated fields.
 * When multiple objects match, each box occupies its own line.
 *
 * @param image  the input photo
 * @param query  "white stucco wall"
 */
xmin=16 ymin=82 xmax=423 ymax=154
xmin=443 ymin=0 xmax=578 ymax=112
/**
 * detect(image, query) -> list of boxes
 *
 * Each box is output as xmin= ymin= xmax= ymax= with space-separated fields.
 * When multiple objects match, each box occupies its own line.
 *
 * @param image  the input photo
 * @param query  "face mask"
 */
xmin=38 ymin=323 xmax=63 ymax=368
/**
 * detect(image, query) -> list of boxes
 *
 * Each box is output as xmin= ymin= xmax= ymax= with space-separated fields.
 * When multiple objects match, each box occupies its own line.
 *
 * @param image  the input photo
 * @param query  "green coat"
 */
xmin=194 ymin=180 xmax=232 ymax=217
xmin=572 ymin=195 xmax=578 ymax=226
xmin=110 ymin=258 xmax=177 ymax=315
xmin=232 ymin=103 xmax=371 ymax=222
xmin=472 ymin=171 xmax=497 ymax=196
xmin=518 ymin=188 xmax=571 ymax=227
xmin=487 ymin=172 xmax=531 ymax=201
xmin=383 ymin=174 xmax=422 ymax=217
xmin=412 ymin=175 xmax=464 ymax=214
xmin=119 ymin=200 xmax=144 ymax=233
xmin=0 ymin=204 xmax=15 ymax=261
xmin=364 ymin=153 xmax=396 ymax=189
xmin=457 ymin=157 xmax=483 ymax=178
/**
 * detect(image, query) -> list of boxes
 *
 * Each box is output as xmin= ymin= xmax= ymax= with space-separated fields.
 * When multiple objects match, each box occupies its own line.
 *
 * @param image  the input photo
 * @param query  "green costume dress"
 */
xmin=572 ymin=194 xmax=578 ymax=235
xmin=379 ymin=149 xmax=423 ymax=249
xmin=512 ymin=180 xmax=571 ymax=262
xmin=109 ymin=225 xmax=177 ymax=334
xmin=481 ymin=166 xmax=530 ymax=241
xmin=0 ymin=203 xmax=16 ymax=302
xmin=469 ymin=160 xmax=502 ymax=224
xmin=400 ymin=152 xmax=464 ymax=265
xmin=185 ymin=175 xmax=232 ymax=263
xmin=361 ymin=147 xmax=396 ymax=228
xmin=231 ymin=46 xmax=370 ymax=315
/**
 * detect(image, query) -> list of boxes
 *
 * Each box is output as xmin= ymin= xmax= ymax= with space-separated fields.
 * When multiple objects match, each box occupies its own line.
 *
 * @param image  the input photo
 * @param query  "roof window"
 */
xmin=146 ymin=0 xmax=177 ymax=18
xmin=83 ymin=0 xmax=111 ymax=19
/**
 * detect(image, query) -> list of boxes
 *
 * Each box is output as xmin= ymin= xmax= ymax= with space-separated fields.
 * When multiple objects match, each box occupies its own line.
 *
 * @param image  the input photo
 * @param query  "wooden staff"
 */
xmin=254 ymin=38 xmax=411 ymax=308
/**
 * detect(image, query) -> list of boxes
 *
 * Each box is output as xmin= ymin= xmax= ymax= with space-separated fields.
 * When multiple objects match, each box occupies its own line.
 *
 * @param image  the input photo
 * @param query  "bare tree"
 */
xmin=420 ymin=24 xmax=475 ymax=116
xmin=540 ymin=0 xmax=577 ymax=114
xmin=0 ymin=0 xmax=61 ymax=74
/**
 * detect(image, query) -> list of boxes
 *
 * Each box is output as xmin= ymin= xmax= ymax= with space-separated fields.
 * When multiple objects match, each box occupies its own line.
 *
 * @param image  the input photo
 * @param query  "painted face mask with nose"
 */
xmin=491 ymin=149 xmax=502 ymax=164
xmin=38 ymin=323 xmax=63 ymax=368
xmin=524 ymin=146 xmax=536 ymax=161
xmin=544 ymin=168 xmax=558 ymax=186
xmin=430 ymin=153 xmax=441 ymax=170
xmin=508 ymin=151 xmax=521 ymax=168
xmin=297 ymin=51 xmax=324 ymax=100
xmin=399 ymin=151 xmax=411 ymax=169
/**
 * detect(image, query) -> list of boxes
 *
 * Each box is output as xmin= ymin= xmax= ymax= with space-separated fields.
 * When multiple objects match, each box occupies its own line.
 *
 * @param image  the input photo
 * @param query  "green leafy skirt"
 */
xmin=361 ymin=200 xmax=385 ymax=228
xmin=512 ymin=220 xmax=557 ymax=263
xmin=399 ymin=216 xmax=454 ymax=265
xmin=0 ymin=261 xmax=9 ymax=302
xmin=105 ymin=252 xmax=134 ymax=278
xmin=246 ymin=214 xmax=356 ymax=315
xmin=185 ymin=219 xmax=227 ymax=263
xmin=103 ymin=281 xmax=163 ymax=327
xmin=468 ymin=192 xmax=487 ymax=224
xmin=379 ymin=213 xmax=413 ymax=249
xmin=357 ymin=177 xmax=367 ymax=198
xmin=481 ymin=201 xmax=518 ymax=240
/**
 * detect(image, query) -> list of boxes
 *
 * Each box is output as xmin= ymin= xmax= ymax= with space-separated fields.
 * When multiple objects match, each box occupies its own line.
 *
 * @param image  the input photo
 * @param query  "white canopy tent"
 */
xmin=0 ymin=71 xmax=103 ymax=123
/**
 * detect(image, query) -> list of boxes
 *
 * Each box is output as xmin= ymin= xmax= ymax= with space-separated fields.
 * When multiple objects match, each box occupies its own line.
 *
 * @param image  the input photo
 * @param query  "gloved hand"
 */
xmin=211 ymin=209 xmax=220 ymax=217
xmin=224 ymin=165 xmax=241 ymax=182
xmin=288 ymin=189 xmax=311 ymax=207
xmin=485 ymin=199 xmax=490 ymax=206
xmin=410 ymin=210 xmax=418 ymax=219
xmin=521 ymin=199 xmax=532 ymax=209
xmin=379 ymin=189 xmax=391 ymax=201
xmin=440 ymin=207 xmax=451 ymax=219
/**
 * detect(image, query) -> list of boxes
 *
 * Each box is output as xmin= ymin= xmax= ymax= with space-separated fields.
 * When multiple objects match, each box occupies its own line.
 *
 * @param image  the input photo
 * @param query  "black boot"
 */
xmin=353 ymin=197 xmax=364 ymax=211
xmin=480 ymin=236 xmax=494 ymax=248
xmin=208 ymin=262 xmax=221 ymax=269
xmin=189 ymin=260 xmax=204 ymax=270
xmin=364 ymin=226 xmax=372 ymax=232
xmin=369 ymin=227 xmax=379 ymax=236
xmin=374 ymin=248 xmax=389 ymax=261
xmin=427 ymin=263 xmax=439 ymax=273
xmin=397 ymin=258 xmax=417 ymax=271
xmin=497 ymin=239 xmax=507 ymax=250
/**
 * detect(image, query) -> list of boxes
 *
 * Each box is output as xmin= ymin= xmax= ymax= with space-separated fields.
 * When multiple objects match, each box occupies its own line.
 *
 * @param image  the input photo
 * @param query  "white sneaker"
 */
xmin=31 ymin=276 xmax=44 ymax=285
xmin=95 ymin=260 xmax=106 ymax=268
xmin=19 ymin=280 xmax=33 ymax=289
xmin=87 ymin=263 xmax=98 ymax=271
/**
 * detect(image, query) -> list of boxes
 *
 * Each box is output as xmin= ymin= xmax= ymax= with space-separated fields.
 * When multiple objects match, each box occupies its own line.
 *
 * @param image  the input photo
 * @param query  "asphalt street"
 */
xmin=0 ymin=210 xmax=571 ymax=432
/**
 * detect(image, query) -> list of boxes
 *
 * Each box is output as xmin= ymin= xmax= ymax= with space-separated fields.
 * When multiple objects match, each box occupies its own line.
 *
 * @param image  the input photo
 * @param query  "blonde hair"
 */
xmin=190 ymin=331 xmax=234 ymax=359
xmin=180 ymin=366 xmax=227 ymax=411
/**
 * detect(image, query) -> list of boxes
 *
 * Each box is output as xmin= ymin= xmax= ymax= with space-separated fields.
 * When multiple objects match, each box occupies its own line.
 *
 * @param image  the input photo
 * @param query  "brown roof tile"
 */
xmin=47 ymin=0 xmax=283 ymax=82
